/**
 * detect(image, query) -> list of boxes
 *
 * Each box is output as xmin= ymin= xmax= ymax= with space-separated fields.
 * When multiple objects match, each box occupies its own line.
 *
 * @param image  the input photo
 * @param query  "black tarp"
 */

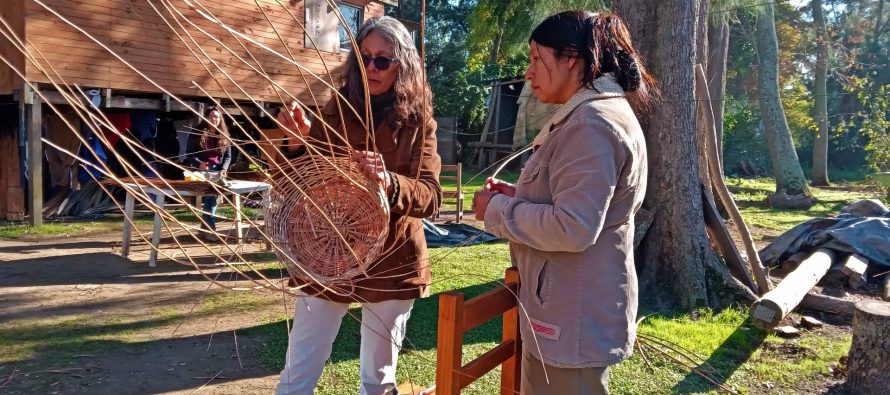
xmin=759 ymin=200 xmax=890 ymax=268
xmin=423 ymin=220 xmax=501 ymax=248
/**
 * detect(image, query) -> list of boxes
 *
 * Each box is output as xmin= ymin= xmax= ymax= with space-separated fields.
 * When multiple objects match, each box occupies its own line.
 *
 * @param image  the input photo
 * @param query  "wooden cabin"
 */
xmin=0 ymin=0 xmax=397 ymax=224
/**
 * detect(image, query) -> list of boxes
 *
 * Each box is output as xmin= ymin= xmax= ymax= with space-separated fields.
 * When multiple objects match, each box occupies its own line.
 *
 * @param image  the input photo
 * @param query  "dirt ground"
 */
xmin=0 ymin=228 xmax=292 ymax=394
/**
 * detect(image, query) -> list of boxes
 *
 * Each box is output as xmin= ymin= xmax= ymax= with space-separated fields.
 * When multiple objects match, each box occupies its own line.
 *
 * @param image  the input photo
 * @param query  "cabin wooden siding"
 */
xmin=0 ymin=0 xmax=26 ymax=94
xmin=3 ymin=0 xmax=384 ymax=103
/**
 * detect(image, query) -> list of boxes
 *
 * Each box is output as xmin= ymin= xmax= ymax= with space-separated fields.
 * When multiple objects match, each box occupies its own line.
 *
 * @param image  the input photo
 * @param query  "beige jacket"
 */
xmin=484 ymin=76 xmax=648 ymax=368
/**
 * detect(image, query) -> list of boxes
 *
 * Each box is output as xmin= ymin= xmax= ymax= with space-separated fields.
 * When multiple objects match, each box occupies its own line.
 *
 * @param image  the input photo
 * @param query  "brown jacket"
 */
xmin=295 ymin=96 xmax=442 ymax=304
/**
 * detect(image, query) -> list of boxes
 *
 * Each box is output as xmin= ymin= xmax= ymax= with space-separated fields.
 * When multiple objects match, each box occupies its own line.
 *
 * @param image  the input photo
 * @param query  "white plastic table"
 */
xmin=119 ymin=180 xmax=271 ymax=267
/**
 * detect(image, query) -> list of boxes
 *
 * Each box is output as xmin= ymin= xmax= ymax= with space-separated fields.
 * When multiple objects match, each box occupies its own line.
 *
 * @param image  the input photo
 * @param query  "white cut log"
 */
xmin=751 ymin=249 xmax=835 ymax=328
xmin=843 ymin=254 xmax=868 ymax=290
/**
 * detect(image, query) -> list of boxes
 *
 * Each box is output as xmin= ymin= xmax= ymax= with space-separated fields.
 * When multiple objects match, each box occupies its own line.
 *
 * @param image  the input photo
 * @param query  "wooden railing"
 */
xmin=435 ymin=267 xmax=521 ymax=394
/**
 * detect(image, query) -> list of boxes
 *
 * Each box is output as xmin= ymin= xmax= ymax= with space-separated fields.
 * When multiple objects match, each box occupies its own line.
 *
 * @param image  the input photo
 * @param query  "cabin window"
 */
xmin=338 ymin=3 xmax=363 ymax=52
xmin=304 ymin=0 xmax=363 ymax=53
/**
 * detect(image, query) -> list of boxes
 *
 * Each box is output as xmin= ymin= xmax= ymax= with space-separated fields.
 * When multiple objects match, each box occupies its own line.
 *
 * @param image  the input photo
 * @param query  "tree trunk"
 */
xmin=695 ymin=0 xmax=712 ymax=197
xmin=846 ymin=300 xmax=890 ymax=394
xmin=614 ymin=0 xmax=751 ymax=309
xmin=755 ymin=2 xmax=813 ymax=200
xmin=707 ymin=19 xmax=730 ymax=163
xmin=811 ymin=0 xmax=830 ymax=186
xmin=872 ymin=0 xmax=885 ymax=51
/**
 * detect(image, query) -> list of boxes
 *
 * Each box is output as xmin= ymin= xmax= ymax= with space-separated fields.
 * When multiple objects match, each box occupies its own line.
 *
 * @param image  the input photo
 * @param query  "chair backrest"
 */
xmin=437 ymin=163 xmax=463 ymax=223
xmin=440 ymin=163 xmax=462 ymax=193
xmin=435 ymin=267 xmax=521 ymax=395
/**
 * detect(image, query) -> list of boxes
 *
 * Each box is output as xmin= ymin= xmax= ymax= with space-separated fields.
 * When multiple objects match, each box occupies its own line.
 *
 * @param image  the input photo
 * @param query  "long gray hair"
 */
xmin=343 ymin=16 xmax=432 ymax=128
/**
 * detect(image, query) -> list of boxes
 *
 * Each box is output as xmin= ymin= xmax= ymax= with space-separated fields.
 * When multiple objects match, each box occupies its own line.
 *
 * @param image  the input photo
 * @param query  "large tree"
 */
xmin=755 ymin=2 xmax=813 ymax=204
xmin=811 ymin=0 xmax=831 ymax=186
xmin=614 ymin=0 xmax=754 ymax=309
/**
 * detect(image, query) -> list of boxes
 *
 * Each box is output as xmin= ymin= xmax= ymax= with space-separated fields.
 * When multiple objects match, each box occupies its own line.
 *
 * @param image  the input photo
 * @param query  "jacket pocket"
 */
xmin=534 ymin=259 xmax=550 ymax=305
xmin=517 ymin=158 xmax=542 ymax=185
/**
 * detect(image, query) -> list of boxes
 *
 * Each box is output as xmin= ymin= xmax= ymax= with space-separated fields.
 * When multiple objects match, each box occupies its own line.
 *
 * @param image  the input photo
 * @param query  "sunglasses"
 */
xmin=361 ymin=55 xmax=398 ymax=71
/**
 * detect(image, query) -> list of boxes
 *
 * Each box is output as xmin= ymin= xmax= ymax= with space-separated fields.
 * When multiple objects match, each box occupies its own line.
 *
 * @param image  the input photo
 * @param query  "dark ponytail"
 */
xmin=529 ymin=11 xmax=656 ymax=107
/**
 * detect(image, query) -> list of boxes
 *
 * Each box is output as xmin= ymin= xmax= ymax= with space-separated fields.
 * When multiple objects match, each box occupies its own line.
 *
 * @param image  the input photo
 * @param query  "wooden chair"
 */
xmin=435 ymin=267 xmax=521 ymax=395
xmin=435 ymin=163 xmax=463 ymax=223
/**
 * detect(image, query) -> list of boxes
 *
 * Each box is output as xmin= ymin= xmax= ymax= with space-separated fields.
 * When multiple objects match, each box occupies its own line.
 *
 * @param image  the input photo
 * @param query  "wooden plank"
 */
xmin=0 ymin=0 xmax=26 ymax=94
xmin=462 ymin=286 xmax=518 ymax=332
xmin=435 ymin=292 xmax=464 ymax=395
xmin=458 ymin=340 xmax=516 ymax=390
xmin=694 ymin=64 xmax=771 ymax=295
xmin=20 ymin=0 xmax=365 ymax=103
xmin=702 ymin=186 xmax=757 ymax=292
xmin=0 ymin=136 xmax=9 ymax=217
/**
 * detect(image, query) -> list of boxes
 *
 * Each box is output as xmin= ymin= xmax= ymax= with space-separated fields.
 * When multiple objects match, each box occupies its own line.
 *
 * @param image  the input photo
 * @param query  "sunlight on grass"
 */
xmin=728 ymin=177 xmax=886 ymax=235
xmin=0 ymin=218 xmax=153 ymax=239
xmin=253 ymin=242 xmax=851 ymax=394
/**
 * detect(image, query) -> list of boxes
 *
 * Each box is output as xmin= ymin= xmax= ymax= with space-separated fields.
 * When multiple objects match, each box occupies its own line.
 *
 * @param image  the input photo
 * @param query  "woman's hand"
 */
xmin=198 ymin=162 xmax=209 ymax=171
xmin=473 ymin=189 xmax=499 ymax=221
xmin=485 ymin=177 xmax=516 ymax=197
xmin=352 ymin=150 xmax=393 ymax=196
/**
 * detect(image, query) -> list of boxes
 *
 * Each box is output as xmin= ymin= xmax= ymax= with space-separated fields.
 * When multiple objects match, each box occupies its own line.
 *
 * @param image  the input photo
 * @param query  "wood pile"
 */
xmin=751 ymin=249 xmax=890 ymax=329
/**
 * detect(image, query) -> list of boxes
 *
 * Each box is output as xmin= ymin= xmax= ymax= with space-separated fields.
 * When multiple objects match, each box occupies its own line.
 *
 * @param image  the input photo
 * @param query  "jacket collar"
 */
xmin=532 ymin=75 xmax=625 ymax=148
xmin=320 ymin=94 xmax=402 ymax=153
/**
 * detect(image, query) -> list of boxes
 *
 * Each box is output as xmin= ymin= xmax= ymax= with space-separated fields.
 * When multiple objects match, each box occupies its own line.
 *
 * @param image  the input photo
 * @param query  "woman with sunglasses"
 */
xmin=473 ymin=11 xmax=654 ymax=395
xmin=276 ymin=16 xmax=441 ymax=395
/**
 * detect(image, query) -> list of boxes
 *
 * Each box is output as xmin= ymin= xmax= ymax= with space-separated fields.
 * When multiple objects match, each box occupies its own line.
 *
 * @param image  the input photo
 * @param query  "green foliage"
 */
xmin=466 ymin=0 xmax=607 ymax=71
xmin=722 ymin=98 xmax=770 ymax=175
xmin=841 ymin=75 xmax=890 ymax=172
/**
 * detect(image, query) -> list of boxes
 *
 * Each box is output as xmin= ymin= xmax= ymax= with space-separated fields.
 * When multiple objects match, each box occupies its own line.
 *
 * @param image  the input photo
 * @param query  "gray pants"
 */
xmin=520 ymin=352 xmax=610 ymax=395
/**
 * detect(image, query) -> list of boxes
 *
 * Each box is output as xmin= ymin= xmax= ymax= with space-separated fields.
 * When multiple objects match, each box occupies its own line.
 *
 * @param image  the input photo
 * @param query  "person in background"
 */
xmin=276 ymin=16 xmax=441 ymax=395
xmin=185 ymin=107 xmax=232 ymax=242
xmin=473 ymin=11 xmax=655 ymax=395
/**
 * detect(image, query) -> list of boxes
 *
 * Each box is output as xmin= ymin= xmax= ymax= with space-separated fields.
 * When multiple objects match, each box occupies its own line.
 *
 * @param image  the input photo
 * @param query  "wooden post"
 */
xmin=27 ymin=91 xmax=43 ymax=227
xmin=694 ymin=64 xmax=771 ymax=295
xmin=500 ymin=268 xmax=522 ymax=395
xmin=435 ymin=292 xmax=464 ymax=395
xmin=846 ymin=300 xmax=890 ymax=394
xmin=750 ymin=249 xmax=834 ymax=328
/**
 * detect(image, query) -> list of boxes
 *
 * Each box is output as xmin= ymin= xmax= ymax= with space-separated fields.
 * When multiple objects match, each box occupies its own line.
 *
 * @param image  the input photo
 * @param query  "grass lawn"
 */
xmin=727 ymin=177 xmax=886 ymax=236
xmin=247 ymin=175 xmax=879 ymax=394
xmin=3 ymin=174 xmax=883 ymax=393
xmin=247 ymin=244 xmax=851 ymax=394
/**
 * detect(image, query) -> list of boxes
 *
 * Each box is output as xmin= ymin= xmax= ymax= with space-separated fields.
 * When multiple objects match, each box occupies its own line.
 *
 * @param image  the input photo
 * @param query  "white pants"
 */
xmin=276 ymin=295 xmax=414 ymax=395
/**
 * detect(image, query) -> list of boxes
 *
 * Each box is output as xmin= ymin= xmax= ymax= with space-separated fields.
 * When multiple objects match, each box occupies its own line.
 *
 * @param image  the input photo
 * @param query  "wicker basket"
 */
xmin=265 ymin=154 xmax=390 ymax=285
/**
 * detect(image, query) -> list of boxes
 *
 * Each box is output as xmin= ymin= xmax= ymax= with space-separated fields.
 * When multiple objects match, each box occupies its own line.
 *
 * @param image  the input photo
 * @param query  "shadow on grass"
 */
xmin=248 ymin=280 xmax=506 ymax=371
xmin=0 ymin=316 xmax=275 ymax=394
xmin=0 ymin=251 xmax=283 ymax=288
xmin=671 ymin=324 xmax=767 ymax=393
